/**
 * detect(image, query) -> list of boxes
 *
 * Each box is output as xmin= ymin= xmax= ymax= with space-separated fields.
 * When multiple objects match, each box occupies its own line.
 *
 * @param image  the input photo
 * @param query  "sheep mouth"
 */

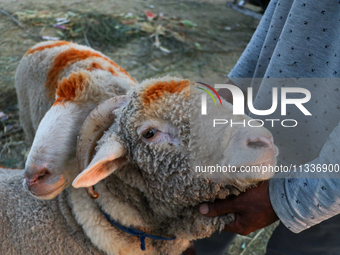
xmin=24 ymin=176 xmax=68 ymax=200
xmin=202 ymin=156 xmax=277 ymax=181
xmin=235 ymin=157 xmax=277 ymax=182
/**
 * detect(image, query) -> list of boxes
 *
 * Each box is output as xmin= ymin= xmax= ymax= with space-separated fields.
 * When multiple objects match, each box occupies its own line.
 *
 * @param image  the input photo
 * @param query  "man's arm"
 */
xmin=269 ymin=122 xmax=340 ymax=233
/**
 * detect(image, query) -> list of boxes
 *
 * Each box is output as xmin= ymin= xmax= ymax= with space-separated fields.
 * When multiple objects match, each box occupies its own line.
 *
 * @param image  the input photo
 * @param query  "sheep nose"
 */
xmin=247 ymin=135 xmax=274 ymax=149
xmin=25 ymin=167 xmax=51 ymax=187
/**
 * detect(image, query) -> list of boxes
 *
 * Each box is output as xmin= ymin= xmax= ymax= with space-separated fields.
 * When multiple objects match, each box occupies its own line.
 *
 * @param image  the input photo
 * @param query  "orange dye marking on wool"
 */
xmin=86 ymin=62 xmax=105 ymax=72
xmin=25 ymin=41 xmax=70 ymax=55
xmin=52 ymin=100 xmax=65 ymax=107
xmin=107 ymin=67 xmax=117 ymax=76
xmin=54 ymin=71 xmax=88 ymax=104
xmin=46 ymin=48 xmax=135 ymax=99
xmin=107 ymin=67 xmax=136 ymax=86
xmin=86 ymin=62 xmax=118 ymax=76
xmin=143 ymin=79 xmax=190 ymax=105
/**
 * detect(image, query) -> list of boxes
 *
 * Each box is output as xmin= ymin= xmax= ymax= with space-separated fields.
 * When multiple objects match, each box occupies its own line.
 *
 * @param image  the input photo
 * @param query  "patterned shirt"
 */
xmin=228 ymin=0 xmax=340 ymax=233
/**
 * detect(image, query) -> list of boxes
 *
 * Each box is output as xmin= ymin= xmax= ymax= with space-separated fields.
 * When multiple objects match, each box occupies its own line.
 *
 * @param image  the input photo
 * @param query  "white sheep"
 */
xmin=15 ymin=41 xmax=136 ymax=199
xmin=0 ymin=76 xmax=277 ymax=254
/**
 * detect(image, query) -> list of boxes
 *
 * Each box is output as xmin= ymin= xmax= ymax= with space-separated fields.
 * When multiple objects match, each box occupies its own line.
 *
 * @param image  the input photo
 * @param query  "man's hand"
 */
xmin=199 ymin=181 xmax=279 ymax=235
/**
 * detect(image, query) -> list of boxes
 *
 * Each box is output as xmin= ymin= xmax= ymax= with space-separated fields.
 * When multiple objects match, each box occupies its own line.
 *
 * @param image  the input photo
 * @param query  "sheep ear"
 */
xmin=72 ymin=139 xmax=126 ymax=188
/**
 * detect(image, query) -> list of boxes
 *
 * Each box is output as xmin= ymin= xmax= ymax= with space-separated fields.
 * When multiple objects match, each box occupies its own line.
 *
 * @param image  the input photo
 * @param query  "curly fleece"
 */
xmin=0 ymin=169 xmax=103 ymax=255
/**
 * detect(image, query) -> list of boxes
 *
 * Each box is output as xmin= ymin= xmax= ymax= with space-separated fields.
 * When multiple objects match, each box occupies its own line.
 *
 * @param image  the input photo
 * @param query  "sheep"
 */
xmin=0 ymin=77 xmax=278 ymax=255
xmin=15 ymin=41 xmax=136 ymax=199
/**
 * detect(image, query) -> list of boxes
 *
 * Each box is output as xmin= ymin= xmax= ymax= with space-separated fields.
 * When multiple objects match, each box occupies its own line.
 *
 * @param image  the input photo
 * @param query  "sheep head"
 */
xmin=73 ymin=76 xmax=278 ymax=240
xmin=23 ymin=69 xmax=131 ymax=199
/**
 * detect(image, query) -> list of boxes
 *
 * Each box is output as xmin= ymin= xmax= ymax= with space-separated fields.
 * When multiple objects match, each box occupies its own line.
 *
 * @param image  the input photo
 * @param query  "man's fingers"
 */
xmin=222 ymin=215 xmax=252 ymax=236
xmin=222 ymin=218 xmax=242 ymax=234
xmin=199 ymin=198 xmax=237 ymax=217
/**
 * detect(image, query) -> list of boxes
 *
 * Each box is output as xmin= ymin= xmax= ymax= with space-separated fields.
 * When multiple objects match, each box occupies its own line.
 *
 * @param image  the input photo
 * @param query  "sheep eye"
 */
xmin=142 ymin=128 xmax=158 ymax=139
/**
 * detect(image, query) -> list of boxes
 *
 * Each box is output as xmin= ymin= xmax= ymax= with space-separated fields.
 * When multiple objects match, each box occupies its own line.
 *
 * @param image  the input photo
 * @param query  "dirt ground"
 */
xmin=0 ymin=0 xmax=278 ymax=254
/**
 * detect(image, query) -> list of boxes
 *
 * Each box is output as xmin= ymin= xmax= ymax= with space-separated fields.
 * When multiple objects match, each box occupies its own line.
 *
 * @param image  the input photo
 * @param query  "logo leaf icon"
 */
xmin=197 ymin=87 xmax=217 ymax=105
xmin=196 ymin=82 xmax=223 ymax=106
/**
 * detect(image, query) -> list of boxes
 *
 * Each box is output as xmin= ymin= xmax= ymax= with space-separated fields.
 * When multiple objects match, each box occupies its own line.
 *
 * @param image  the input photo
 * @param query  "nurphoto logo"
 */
xmin=198 ymin=83 xmax=312 ymax=128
